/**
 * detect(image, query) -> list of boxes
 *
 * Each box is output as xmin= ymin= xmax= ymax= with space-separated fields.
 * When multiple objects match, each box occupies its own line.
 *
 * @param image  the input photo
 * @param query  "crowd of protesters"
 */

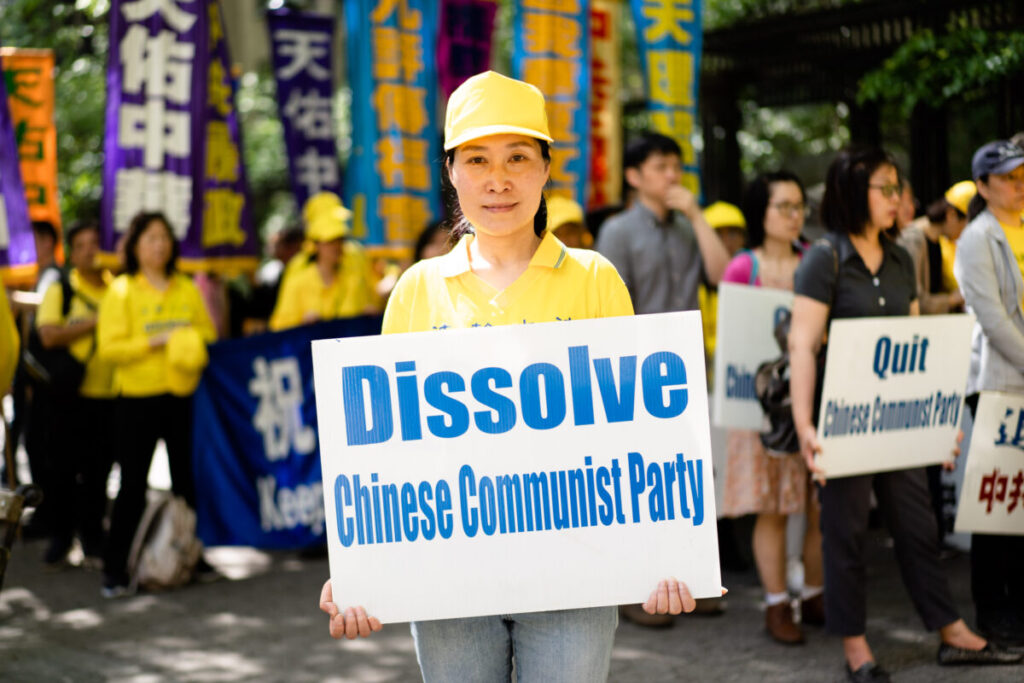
xmin=3 ymin=80 xmax=1024 ymax=680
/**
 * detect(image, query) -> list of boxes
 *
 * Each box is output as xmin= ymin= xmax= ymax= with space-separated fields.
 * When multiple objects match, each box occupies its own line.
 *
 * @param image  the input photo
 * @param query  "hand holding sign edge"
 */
xmin=320 ymin=578 xmax=383 ymax=640
xmin=642 ymin=578 xmax=697 ymax=616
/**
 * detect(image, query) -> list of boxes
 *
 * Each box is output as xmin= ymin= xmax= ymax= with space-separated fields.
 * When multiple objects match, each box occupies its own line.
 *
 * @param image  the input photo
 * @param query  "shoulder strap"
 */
xmin=59 ymin=271 xmax=74 ymax=318
xmin=746 ymin=250 xmax=759 ymax=285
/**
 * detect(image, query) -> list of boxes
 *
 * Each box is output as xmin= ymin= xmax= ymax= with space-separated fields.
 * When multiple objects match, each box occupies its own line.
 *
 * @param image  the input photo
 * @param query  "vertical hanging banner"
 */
xmin=188 ymin=0 xmax=258 ymax=274
xmin=1 ymin=49 xmax=61 ymax=238
xmin=630 ymin=0 xmax=702 ymax=195
xmin=102 ymin=0 xmax=208 ymax=250
xmin=512 ymin=0 xmax=590 ymax=205
xmin=0 ymin=53 xmax=34 ymax=285
xmin=267 ymin=10 xmax=341 ymax=213
xmin=344 ymin=0 xmax=440 ymax=248
xmin=437 ymin=0 xmax=498 ymax=98
xmin=588 ymin=0 xmax=621 ymax=209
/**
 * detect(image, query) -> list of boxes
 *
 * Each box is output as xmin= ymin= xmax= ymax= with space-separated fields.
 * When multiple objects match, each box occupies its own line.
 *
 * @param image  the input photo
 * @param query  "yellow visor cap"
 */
xmin=444 ymin=71 xmax=554 ymax=151
xmin=944 ymin=180 xmax=977 ymax=215
xmin=703 ymin=201 xmax=747 ymax=230
xmin=546 ymin=195 xmax=585 ymax=231
xmin=303 ymin=192 xmax=352 ymax=225
xmin=306 ymin=213 xmax=349 ymax=242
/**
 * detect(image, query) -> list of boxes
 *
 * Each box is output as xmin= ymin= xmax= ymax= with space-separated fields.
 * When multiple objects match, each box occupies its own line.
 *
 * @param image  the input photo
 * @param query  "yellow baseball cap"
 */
xmin=546 ymin=195 xmax=585 ymax=231
xmin=305 ymin=213 xmax=348 ymax=243
xmin=302 ymin=192 xmax=352 ymax=225
xmin=944 ymin=180 xmax=977 ymax=215
xmin=166 ymin=327 xmax=208 ymax=396
xmin=444 ymin=71 xmax=553 ymax=151
xmin=703 ymin=201 xmax=747 ymax=230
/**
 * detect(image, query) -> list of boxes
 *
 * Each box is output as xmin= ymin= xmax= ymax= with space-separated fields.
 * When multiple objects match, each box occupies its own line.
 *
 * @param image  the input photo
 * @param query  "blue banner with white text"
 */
xmin=193 ymin=316 xmax=382 ymax=548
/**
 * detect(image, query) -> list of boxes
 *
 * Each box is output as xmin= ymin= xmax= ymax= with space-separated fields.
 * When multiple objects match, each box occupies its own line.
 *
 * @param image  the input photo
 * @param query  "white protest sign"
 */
xmin=312 ymin=312 xmax=721 ymax=624
xmin=954 ymin=391 xmax=1024 ymax=536
xmin=712 ymin=282 xmax=793 ymax=429
xmin=816 ymin=314 xmax=973 ymax=479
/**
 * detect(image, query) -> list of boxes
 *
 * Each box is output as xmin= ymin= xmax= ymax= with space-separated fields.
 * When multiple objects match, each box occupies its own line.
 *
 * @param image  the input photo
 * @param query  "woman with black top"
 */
xmin=788 ymin=147 xmax=1020 ymax=682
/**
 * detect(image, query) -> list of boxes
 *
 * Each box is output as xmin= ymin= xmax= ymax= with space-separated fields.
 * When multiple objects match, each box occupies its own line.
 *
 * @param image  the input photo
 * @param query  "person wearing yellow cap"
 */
xmin=269 ymin=204 xmax=376 ymax=331
xmin=897 ymin=181 xmax=976 ymax=315
xmin=318 ymin=71 xmax=696 ymax=677
xmin=96 ymin=211 xmax=217 ymax=598
xmin=697 ymin=201 xmax=746 ymax=366
xmin=545 ymin=194 xmax=592 ymax=248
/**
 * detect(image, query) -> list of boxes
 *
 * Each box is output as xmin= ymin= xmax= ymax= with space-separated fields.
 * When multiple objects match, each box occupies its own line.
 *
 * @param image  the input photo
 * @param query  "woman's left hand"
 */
xmin=642 ymin=578 xmax=696 ymax=616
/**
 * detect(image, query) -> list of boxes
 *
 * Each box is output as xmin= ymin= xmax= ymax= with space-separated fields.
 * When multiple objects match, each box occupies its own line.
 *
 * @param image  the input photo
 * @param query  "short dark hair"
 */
xmin=967 ymin=178 xmax=988 ymax=222
xmin=741 ymin=170 xmax=805 ymax=248
xmin=924 ymin=198 xmax=960 ymax=225
xmin=623 ymin=132 xmax=682 ymax=172
xmin=821 ymin=147 xmax=899 ymax=235
xmin=444 ymin=139 xmax=551 ymax=241
xmin=277 ymin=223 xmax=306 ymax=249
xmin=65 ymin=220 xmax=100 ymax=248
xmin=122 ymin=211 xmax=179 ymax=276
xmin=31 ymin=220 xmax=57 ymax=242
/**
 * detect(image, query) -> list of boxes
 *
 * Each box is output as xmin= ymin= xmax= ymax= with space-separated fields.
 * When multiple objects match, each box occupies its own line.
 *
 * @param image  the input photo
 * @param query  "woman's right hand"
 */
xmin=798 ymin=423 xmax=825 ymax=483
xmin=319 ymin=579 xmax=382 ymax=640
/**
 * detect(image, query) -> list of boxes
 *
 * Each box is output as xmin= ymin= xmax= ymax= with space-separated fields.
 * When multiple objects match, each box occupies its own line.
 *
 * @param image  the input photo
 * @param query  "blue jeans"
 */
xmin=410 ymin=606 xmax=618 ymax=682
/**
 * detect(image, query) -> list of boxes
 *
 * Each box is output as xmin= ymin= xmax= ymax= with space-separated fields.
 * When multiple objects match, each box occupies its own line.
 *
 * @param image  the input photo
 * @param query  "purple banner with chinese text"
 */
xmin=267 ymin=10 xmax=341 ymax=213
xmin=437 ymin=0 xmax=498 ymax=98
xmin=0 ymin=53 xmax=35 ymax=285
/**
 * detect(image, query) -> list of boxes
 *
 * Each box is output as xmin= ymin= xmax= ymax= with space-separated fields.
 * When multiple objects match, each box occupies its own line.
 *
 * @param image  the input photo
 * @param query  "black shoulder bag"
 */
xmin=754 ymin=237 xmax=838 ymax=454
xmin=23 ymin=273 xmax=91 ymax=394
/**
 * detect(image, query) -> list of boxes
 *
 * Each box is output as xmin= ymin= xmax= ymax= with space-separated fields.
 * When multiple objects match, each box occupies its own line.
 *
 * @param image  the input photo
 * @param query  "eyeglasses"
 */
xmin=769 ymin=202 xmax=808 ymax=217
xmin=869 ymin=183 xmax=902 ymax=198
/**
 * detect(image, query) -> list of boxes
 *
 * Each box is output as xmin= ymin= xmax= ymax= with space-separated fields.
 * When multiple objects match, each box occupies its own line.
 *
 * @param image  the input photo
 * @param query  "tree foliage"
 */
xmin=858 ymin=25 xmax=1024 ymax=117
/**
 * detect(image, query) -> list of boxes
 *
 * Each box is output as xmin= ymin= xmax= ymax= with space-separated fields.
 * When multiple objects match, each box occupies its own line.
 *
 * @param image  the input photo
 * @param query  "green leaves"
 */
xmin=858 ymin=27 xmax=1024 ymax=116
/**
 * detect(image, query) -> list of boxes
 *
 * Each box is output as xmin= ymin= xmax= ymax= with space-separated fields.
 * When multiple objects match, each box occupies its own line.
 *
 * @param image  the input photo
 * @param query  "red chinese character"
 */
xmin=1008 ymin=470 xmax=1023 ymax=513
xmin=979 ymin=469 xmax=1009 ymax=514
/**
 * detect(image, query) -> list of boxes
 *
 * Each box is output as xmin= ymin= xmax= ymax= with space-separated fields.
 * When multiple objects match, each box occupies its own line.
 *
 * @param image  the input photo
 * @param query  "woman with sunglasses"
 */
xmin=317 ymin=71 xmax=696 ymax=681
xmin=788 ymin=148 xmax=1017 ymax=682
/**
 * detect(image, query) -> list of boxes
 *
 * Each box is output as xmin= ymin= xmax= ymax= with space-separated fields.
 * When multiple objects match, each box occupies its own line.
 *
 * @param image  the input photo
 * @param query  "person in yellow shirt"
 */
xmin=318 ymin=71 xmax=696 ymax=679
xmin=34 ymin=222 xmax=114 ymax=566
xmin=0 ymin=288 xmax=16 ymax=396
xmin=97 ymin=211 xmax=216 ymax=597
xmin=545 ymin=194 xmax=592 ymax=248
xmin=269 ymin=210 xmax=376 ymax=331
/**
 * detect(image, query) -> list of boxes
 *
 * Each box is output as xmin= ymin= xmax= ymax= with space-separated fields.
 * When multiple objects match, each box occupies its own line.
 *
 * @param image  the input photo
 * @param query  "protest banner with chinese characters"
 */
xmin=437 ymin=0 xmax=498 ymax=98
xmin=816 ymin=314 xmax=973 ymax=479
xmin=0 ymin=53 xmax=34 ymax=286
xmin=512 ymin=0 xmax=590 ymax=205
xmin=630 ymin=0 xmax=702 ymax=195
xmin=267 ymin=9 xmax=341 ymax=213
xmin=313 ymin=312 xmax=722 ymax=623
xmin=588 ymin=0 xmax=622 ymax=209
xmin=712 ymin=283 xmax=793 ymax=430
xmin=188 ymin=0 xmax=258 ymax=274
xmin=1 ymin=49 xmax=61 ymax=247
xmin=193 ymin=316 xmax=383 ymax=548
xmin=345 ymin=0 xmax=440 ymax=249
xmin=954 ymin=391 xmax=1024 ymax=536
xmin=102 ymin=0 xmax=208 ymax=251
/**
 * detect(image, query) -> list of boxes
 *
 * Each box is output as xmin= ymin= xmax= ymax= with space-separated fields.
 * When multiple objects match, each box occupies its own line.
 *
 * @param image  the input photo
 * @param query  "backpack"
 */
xmin=127 ymin=491 xmax=202 ymax=592
xmin=22 ymin=271 xmax=92 ymax=394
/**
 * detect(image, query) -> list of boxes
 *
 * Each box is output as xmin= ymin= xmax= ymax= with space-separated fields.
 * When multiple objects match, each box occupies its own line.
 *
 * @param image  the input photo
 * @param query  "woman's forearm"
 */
xmin=789 ymin=345 xmax=818 ymax=432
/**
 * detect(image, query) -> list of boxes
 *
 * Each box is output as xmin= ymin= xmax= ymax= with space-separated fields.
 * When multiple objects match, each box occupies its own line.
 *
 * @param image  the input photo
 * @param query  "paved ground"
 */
xmin=1 ymin=528 xmax=1021 ymax=683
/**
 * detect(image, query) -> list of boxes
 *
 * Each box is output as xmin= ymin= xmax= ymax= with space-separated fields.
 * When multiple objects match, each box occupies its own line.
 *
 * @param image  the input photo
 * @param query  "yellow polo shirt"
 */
xmin=36 ymin=270 xmax=115 ymax=398
xmin=1001 ymin=221 xmax=1024 ymax=306
xmin=0 ymin=290 xmax=17 ymax=392
xmin=269 ymin=243 xmax=376 ymax=331
xmin=98 ymin=272 xmax=216 ymax=397
xmin=382 ymin=231 xmax=633 ymax=334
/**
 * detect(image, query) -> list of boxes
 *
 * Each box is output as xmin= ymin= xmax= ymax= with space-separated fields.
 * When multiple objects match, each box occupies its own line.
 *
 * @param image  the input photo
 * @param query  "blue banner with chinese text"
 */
xmin=630 ymin=0 xmax=702 ymax=195
xmin=193 ymin=316 xmax=383 ymax=549
xmin=511 ymin=0 xmax=590 ymax=205
xmin=344 ymin=0 xmax=440 ymax=248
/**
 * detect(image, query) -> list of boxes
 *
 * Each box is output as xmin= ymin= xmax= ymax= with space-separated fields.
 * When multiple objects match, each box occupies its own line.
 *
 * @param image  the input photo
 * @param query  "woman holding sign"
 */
xmin=955 ymin=139 xmax=1024 ymax=647
xmin=318 ymin=71 xmax=696 ymax=680
xmin=788 ymin=148 xmax=1018 ymax=681
xmin=720 ymin=171 xmax=825 ymax=645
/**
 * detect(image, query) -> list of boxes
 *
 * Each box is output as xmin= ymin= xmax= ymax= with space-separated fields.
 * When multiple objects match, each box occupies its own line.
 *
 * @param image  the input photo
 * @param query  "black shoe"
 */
xmin=846 ymin=662 xmax=890 ymax=682
xmin=979 ymin=615 xmax=1024 ymax=648
xmin=937 ymin=642 xmax=1023 ymax=666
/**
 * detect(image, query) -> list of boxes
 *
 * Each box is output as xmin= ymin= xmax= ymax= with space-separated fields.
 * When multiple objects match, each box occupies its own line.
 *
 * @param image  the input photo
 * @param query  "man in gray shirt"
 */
xmin=596 ymin=133 xmax=729 ymax=314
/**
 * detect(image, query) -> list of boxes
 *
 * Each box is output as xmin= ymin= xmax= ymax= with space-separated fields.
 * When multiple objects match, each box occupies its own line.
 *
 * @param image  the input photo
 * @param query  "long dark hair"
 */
xmin=821 ymin=147 xmax=899 ymax=235
xmin=967 ymin=176 xmax=988 ymax=222
xmin=443 ymin=140 xmax=552 ymax=242
xmin=122 ymin=211 xmax=179 ymax=276
xmin=741 ymin=170 xmax=805 ymax=248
